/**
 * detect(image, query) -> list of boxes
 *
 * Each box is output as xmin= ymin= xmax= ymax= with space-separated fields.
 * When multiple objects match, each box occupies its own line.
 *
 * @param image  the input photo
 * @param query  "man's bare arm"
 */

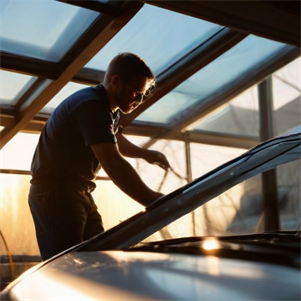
xmin=91 ymin=142 xmax=163 ymax=206
xmin=117 ymin=134 xmax=170 ymax=170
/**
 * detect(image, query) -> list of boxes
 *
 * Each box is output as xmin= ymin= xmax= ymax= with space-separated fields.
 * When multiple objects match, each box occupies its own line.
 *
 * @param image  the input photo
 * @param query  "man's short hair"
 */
xmin=104 ymin=52 xmax=156 ymax=90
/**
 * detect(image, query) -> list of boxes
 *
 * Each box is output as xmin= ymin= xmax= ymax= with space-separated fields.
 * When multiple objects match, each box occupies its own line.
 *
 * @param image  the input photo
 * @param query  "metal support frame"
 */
xmin=184 ymin=132 xmax=196 ymax=235
xmin=185 ymin=132 xmax=192 ymax=183
xmin=258 ymin=76 xmax=280 ymax=231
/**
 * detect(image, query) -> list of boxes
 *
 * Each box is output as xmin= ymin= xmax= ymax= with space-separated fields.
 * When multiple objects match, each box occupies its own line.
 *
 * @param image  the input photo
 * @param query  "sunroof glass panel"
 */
xmin=0 ymin=70 xmax=37 ymax=104
xmin=0 ymin=0 xmax=99 ymax=62
xmin=137 ymin=36 xmax=290 ymax=124
xmin=85 ymin=4 xmax=223 ymax=75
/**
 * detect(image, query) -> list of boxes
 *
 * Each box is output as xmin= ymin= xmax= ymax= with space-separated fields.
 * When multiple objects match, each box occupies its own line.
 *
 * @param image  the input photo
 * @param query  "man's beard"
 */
xmin=114 ymin=89 xmax=132 ymax=114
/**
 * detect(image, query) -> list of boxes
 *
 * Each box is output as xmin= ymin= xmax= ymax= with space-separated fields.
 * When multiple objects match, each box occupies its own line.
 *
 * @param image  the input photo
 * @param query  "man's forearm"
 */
xmin=117 ymin=134 xmax=170 ymax=170
xmin=117 ymin=134 xmax=148 ymax=158
xmin=101 ymin=156 xmax=161 ymax=206
xmin=91 ymin=142 xmax=164 ymax=205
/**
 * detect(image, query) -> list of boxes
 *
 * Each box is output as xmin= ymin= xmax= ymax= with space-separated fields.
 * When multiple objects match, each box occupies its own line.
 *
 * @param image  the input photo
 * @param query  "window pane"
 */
xmin=137 ymin=36 xmax=289 ymax=124
xmin=278 ymin=160 xmax=300 ymax=230
xmin=0 ymin=70 xmax=37 ymax=104
xmin=0 ymin=0 xmax=99 ymax=62
xmin=0 ymin=133 xmax=39 ymax=170
xmin=85 ymin=4 xmax=223 ymax=75
xmin=0 ymin=173 xmax=39 ymax=255
xmin=192 ymin=84 xmax=260 ymax=137
xmin=272 ymin=57 xmax=301 ymax=136
xmin=190 ymin=143 xmax=246 ymax=179
xmin=43 ymin=82 xmax=90 ymax=112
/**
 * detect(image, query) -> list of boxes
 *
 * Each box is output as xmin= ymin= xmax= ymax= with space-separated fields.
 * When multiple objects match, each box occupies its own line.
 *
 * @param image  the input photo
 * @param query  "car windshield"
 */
xmin=79 ymin=133 xmax=301 ymax=252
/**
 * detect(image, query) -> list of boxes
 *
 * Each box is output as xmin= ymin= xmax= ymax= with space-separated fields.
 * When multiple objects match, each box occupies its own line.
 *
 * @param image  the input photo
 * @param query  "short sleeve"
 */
xmin=71 ymin=100 xmax=117 ymax=146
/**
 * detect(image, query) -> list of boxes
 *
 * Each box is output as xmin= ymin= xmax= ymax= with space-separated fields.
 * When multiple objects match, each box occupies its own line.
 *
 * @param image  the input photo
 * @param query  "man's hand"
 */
xmin=144 ymin=150 xmax=171 ymax=170
xmin=146 ymin=191 xmax=165 ymax=206
xmin=117 ymin=134 xmax=170 ymax=170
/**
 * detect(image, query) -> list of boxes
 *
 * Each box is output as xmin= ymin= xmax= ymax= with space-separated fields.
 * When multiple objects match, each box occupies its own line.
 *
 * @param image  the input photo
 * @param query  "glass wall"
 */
xmin=0 ymin=133 xmax=40 ymax=255
xmin=277 ymin=159 xmax=300 ymax=230
xmin=0 ymin=174 xmax=38 ymax=256
xmin=272 ymin=57 xmax=301 ymax=135
xmin=192 ymin=85 xmax=259 ymax=137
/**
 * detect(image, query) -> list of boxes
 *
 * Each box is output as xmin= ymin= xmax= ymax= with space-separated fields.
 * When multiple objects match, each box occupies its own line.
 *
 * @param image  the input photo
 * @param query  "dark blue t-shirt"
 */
xmin=30 ymin=84 xmax=120 ymax=185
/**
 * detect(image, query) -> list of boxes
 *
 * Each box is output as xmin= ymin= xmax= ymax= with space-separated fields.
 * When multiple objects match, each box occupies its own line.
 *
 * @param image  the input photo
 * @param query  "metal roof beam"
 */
xmin=0 ymin=52 xmax=58 ymax=79
xmin=0 ymin=51 xmax=105 ymax=86
xmin=56 ymin=0 xmax=126 ymax=16
xmin=123 ymin=124 xmax=258 ymax=149
xmin=72 ymin=68 xmax=106 ymax=85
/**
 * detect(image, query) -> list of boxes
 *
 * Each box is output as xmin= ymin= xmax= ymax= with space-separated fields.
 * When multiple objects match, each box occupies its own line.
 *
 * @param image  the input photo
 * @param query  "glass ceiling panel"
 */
xmin=42 ymin=82 xmax=89 ymax=113
xmin=191 ymin=84 xmax=260 ymax=137
xmin=0 ymin=0 xmax=99 ymax=62
xmin=0 ymin=70 xmax=37 ymax=105
xmin=85 ymin=4 xmax=223 ymax=75
xmin=136 ymin=35 xmax=290 ymax=124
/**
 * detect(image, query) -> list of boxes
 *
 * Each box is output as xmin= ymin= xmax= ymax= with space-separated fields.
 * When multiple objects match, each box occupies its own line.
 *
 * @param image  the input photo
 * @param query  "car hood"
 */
xmin=5 ymin=248 xmax=301 ymax=301
xmin=78 ymin=132 xmax=301 ymax=251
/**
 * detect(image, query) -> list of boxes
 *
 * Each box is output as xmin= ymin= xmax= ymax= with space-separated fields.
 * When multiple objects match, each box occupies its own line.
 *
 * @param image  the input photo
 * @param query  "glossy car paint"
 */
xmin=7 ymin=251 xmax=301 ymax=301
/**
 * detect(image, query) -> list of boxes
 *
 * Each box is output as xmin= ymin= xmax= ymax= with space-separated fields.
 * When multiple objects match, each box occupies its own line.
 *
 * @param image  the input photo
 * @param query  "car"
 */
xmin=1 ymin=132 xmax=300 ymax=301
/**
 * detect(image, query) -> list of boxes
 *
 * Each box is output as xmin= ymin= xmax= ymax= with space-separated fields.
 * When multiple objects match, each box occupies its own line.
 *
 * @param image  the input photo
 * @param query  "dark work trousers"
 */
xmin=28 ymin=182 xmax=104 ymax=261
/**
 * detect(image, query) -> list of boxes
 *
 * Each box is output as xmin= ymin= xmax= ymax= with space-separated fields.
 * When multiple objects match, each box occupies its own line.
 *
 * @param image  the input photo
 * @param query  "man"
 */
xmin=29 ymin=53 xmax=170 ymax=260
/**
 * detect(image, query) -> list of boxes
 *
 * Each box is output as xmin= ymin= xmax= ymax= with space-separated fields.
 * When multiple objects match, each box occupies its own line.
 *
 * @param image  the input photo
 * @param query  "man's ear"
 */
xmin=111 ymin=75 xmax=121 ymax=87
